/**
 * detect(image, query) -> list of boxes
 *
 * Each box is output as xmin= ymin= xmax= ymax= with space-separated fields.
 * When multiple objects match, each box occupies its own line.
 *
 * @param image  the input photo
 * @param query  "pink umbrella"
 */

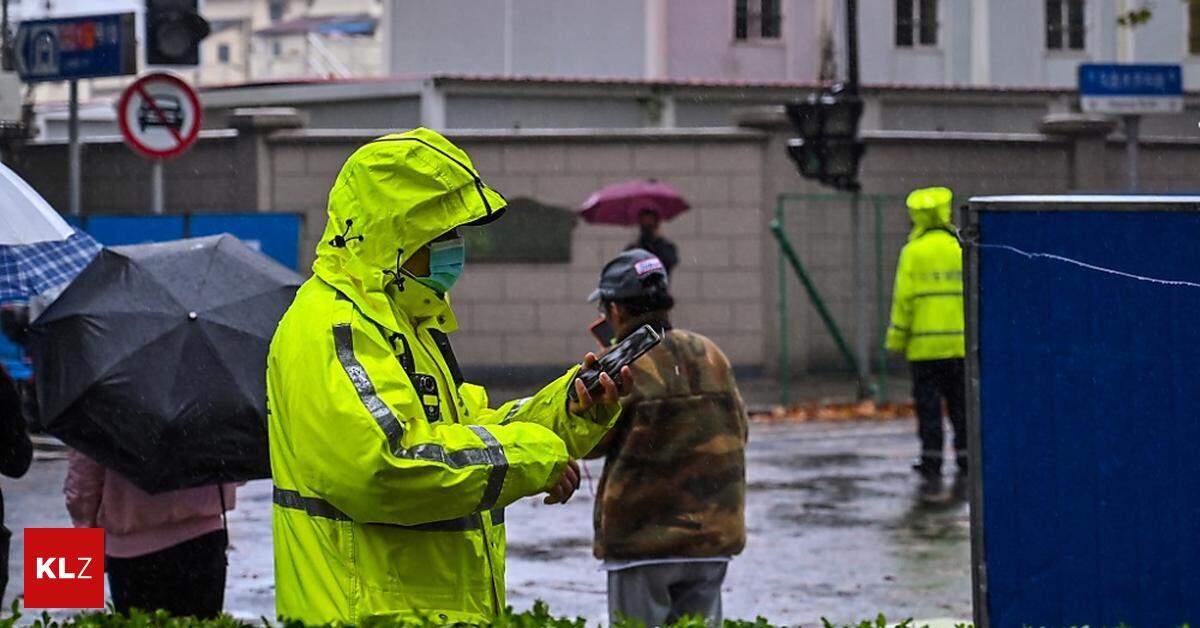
xmin=579 ymin=179 xmax=690 ymax=225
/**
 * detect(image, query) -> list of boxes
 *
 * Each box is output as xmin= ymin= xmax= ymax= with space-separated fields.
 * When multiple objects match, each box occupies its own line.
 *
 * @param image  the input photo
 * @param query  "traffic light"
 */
xmin=145 ymin=0 xmax=211 ymax=66
xmin=785 ymin=84 xmax=865 ymax=191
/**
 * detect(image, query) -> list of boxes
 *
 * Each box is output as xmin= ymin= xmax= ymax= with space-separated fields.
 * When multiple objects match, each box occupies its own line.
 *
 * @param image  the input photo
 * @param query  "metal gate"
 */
xmin=771 ymin=193 xmax=906 ymax=403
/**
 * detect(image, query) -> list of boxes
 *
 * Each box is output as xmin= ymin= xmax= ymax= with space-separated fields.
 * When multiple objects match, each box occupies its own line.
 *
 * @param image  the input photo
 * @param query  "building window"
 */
xmin=1189 ymin=0 xmax=1200 ymax=55
xmin=895 ymin=0 xmax=937 ymax=47
xmin=272 ymin=41 xmax=282 ymax=56
xmin=217 ymin=43 xmax=230 ymax=63
xmin=269 ymin=1 xmax=287 ymax=23
xmin=1046 ymin=0 xmax=1085 ymax=51
xmin=735 ymin=0 xmax=782 ymax=41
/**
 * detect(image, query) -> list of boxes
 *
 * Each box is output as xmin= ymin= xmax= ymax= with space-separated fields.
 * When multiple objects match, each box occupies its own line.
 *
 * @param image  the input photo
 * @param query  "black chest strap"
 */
xmin=429 ymin=329 xmax=465 ymax=388
xmin=382 ymin=330 xmax=442 ymax=423
xmin=338 ymin=292 xmax=464 ymax=424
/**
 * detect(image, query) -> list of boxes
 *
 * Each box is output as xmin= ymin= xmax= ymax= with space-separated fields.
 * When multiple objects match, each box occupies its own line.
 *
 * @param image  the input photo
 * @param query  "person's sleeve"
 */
xmin=459 ymin=368 xmax=621 ymax=459
xmin=0 ymin=367 xmax=32 ymax=479
xmin=582 ymin=385 xmax=639 ymax=459
xmin=660 ymin=240 xmax=680 ymax=271
xmin=707 ymin=341 xmax=750 ymax=444
xmin=885 ymin=247 xmax=914 ymax=353
xmin=290 ymin=314 xmax=571 ymax=527
xmin=583 ymin=407 xmax=626 ymax=459
xmin=64 ymin=450 xmax=104 ymax=528
xmin=730 ymin=371 xmax=750 ymax=445
xmin=577 ymin=358 xmax=650 ymax=459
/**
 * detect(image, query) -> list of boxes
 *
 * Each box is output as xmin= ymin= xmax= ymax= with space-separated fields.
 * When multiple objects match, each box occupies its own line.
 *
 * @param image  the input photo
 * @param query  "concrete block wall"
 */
xmin=10 ymin=133 xmax=244 ymax=213
xmin=265 ymin=131 xmax=770 ymax=372
xmin=9 ymin=121 xmax=1198 ymax=379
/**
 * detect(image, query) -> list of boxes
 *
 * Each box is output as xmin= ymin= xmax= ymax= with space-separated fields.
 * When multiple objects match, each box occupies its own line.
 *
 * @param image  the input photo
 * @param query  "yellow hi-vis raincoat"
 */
xmin=266 ymin=128 xmax=620 ymax=625
xmin=885 ymin=187 xmax=966 ymax=361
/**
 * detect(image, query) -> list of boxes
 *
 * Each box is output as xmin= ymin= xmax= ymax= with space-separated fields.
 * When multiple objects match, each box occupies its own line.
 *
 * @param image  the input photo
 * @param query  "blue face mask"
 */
xmin=414 ymin=238 xmax=465 ymax=294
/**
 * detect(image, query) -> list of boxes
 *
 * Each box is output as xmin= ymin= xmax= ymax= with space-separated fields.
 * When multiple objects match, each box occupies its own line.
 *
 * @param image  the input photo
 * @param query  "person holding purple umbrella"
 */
xmin=579 ymin=179 xmax=688 ymax=274
xmin=627 ymin=209 xmax=679 ymax=274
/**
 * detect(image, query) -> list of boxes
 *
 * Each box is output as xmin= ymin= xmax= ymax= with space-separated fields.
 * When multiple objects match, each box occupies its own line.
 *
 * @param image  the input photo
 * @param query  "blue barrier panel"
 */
xmin=189 ymin=213 xmax=301 ymax=270
xmin=968 ymin=197 xmax=1200 ymax=628
xmin=85 ymin=215 xmax=185 ymax=245
xmin=0 ymin=336 xmax=28 ymax=379
xmin=71 ymin=213 xmax=302 ymax=271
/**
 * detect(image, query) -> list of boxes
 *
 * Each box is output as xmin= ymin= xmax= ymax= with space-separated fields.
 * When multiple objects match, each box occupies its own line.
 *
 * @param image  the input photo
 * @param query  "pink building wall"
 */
xmin=665 ymin=0 xmax=823 ymax=82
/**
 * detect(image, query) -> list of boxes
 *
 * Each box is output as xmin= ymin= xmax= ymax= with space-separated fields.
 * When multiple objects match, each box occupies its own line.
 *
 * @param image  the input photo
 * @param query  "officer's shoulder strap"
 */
xmin=428 ymin=329 xmax=465 ymax=388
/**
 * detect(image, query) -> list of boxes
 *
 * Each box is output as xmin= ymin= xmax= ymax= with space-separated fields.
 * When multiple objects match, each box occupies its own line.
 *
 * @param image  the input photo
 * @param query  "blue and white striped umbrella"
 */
xmin=0 ymin=163 xmax=101 ymax=301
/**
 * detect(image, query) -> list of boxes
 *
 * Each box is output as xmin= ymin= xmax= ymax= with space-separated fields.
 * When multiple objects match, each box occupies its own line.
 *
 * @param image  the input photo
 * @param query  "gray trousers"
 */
xmin=607 ymin=561 xmax=727 ymax=627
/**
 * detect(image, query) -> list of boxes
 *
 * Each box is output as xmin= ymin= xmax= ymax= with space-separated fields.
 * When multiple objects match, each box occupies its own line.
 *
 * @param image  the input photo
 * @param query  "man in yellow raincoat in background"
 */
xmin=885 ymin=186 xmax=966 ymax=490
xmin=266 ymin=128 xmax=630 ymax=624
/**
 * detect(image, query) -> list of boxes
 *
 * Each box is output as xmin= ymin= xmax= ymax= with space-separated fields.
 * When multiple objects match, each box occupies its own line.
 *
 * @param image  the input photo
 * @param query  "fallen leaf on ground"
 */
xmin=750 ymin=400 xmax=914 ymax=422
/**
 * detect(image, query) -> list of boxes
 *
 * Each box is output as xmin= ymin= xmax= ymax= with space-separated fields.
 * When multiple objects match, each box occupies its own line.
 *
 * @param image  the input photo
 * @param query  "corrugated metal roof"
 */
xmin=254 ymin=14 xmax=376 ymax=37
xmin=199 ymin=73 xmax=1078 ymax=94
xmin=198 ymin=72 xmax=1200 ymax=98
xmin=430 ymin=73 xmax=1078 ymax=94
xmin=209 ymin=19 xmax=243 ymax=34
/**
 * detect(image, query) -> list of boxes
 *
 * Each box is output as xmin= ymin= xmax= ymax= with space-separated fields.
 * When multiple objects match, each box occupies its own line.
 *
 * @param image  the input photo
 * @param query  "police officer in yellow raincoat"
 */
xmin=266 ymin=128 xmax=629 ymax=624
xmin=885 ymin=187 xmax=966 ymax=486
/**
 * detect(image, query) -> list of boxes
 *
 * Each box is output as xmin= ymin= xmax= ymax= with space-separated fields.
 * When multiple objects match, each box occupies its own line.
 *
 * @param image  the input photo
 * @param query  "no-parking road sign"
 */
xmin=117 ymin=72 xmax=202 ymax=160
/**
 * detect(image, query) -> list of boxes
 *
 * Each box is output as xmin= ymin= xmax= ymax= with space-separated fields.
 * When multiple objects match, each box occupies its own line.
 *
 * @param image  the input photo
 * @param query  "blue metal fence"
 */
xmin=967 ymin=197 xmax=1200 ymax=627
xmin=66 ymin=213 xmax=302 ymax=269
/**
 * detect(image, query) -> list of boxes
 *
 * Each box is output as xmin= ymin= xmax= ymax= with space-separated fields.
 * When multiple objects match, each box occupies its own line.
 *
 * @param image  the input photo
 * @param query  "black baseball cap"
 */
xmin=587 ymin=249 xmax=669 ymax=303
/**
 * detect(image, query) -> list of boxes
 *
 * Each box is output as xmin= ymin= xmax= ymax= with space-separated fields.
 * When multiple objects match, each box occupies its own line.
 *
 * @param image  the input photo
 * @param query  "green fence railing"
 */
xmin=774 ymin=193 xmax=907 ymax=405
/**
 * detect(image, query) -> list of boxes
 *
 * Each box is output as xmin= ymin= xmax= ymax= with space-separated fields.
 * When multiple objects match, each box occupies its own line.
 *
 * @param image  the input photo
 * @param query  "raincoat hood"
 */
xmin=312 ymin=128 xmax=507 ymax=332
xmin=906 ymin=186 xmax=954 ymax=241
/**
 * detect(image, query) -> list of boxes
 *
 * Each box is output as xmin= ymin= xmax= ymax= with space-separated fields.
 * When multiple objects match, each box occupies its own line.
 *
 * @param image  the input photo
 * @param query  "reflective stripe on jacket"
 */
xmin=885 ymin=190 xmax=965 ymax=361
xmin=267 ymin=128 xmax=620 ymax=625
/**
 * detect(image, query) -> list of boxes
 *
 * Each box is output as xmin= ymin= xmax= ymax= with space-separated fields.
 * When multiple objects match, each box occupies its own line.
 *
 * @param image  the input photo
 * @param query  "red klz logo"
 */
xmin=23 ymin=528 xmax=104 ymax=608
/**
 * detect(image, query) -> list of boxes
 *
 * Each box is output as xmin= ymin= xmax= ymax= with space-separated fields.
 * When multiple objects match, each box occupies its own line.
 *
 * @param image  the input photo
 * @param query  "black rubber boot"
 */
xmin=911 ymin=456 xmax=942 ymax=480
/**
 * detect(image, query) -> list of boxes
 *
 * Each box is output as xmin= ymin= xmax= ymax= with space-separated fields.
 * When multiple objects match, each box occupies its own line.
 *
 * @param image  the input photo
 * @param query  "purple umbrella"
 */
xmin=579 ymin=179 xmax=690 ymax=225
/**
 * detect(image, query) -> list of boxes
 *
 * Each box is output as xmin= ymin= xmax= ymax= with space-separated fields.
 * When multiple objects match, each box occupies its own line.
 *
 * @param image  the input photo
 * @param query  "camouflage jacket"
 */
xmin=591 ymin=325 xmax=748 ymax=560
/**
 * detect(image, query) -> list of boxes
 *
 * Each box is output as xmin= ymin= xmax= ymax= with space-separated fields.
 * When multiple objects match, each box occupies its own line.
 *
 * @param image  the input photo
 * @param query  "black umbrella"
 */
xmin=29 ymin=234 xmax=302 ymax=493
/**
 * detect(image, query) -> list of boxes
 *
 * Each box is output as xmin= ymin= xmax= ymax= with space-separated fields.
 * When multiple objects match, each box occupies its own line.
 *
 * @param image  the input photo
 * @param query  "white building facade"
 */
xmin=386 ymin=0 xmax=1200 ymax=88
xmin=853 ymin=0 xmax=1200 ymax=88
xmin=385 ymin=0 xmax=829 ymax=82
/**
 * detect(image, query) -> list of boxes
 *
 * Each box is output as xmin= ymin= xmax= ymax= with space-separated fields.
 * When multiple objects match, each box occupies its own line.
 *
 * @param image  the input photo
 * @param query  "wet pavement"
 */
xmin=3 ymin=420 xmax=970 ymax=626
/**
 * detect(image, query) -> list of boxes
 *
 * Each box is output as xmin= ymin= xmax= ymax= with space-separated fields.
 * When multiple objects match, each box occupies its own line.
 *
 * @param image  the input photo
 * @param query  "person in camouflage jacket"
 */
xmin=585 ymin=249 xmax=748 ymax=627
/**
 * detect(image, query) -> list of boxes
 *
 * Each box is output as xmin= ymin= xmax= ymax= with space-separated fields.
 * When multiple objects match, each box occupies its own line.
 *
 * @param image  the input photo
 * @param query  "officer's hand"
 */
xmin=567 ymin=353 xmax=633 ymax=415
xmin=544 ymin=459 xmax=581 ymax=505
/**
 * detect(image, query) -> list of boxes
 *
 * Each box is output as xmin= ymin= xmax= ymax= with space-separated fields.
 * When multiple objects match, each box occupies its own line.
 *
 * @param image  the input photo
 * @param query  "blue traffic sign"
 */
xmin=13 ymin=13 xmax=136 ymax=83
xmin=1079 ymin=63 xmax=1183 ymax=114
xmin=1079 ymin=63 xmax=1182 ymax=96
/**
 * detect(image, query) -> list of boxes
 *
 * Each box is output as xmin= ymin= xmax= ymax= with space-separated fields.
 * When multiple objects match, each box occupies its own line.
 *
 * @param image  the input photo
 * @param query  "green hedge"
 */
xmin=2 ymin=600 xmax=952 ymax=628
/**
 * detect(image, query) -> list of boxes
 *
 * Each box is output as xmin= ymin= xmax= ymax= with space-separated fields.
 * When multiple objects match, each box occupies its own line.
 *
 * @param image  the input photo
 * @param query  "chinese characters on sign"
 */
xmin=1079 ymin=64 xmax=1184 ymax=114
xmin=13 ymin=13 xmax=137 ymax=83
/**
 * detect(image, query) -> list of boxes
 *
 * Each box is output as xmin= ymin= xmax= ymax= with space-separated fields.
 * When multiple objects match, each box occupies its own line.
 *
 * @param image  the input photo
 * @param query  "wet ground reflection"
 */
xmin=4 ymin=420 xmax=970 ymax=625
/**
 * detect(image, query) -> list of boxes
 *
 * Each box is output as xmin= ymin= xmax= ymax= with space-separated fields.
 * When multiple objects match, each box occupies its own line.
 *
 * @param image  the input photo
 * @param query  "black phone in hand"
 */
xmin=569 ymin=324 xmax=663 ymax=403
